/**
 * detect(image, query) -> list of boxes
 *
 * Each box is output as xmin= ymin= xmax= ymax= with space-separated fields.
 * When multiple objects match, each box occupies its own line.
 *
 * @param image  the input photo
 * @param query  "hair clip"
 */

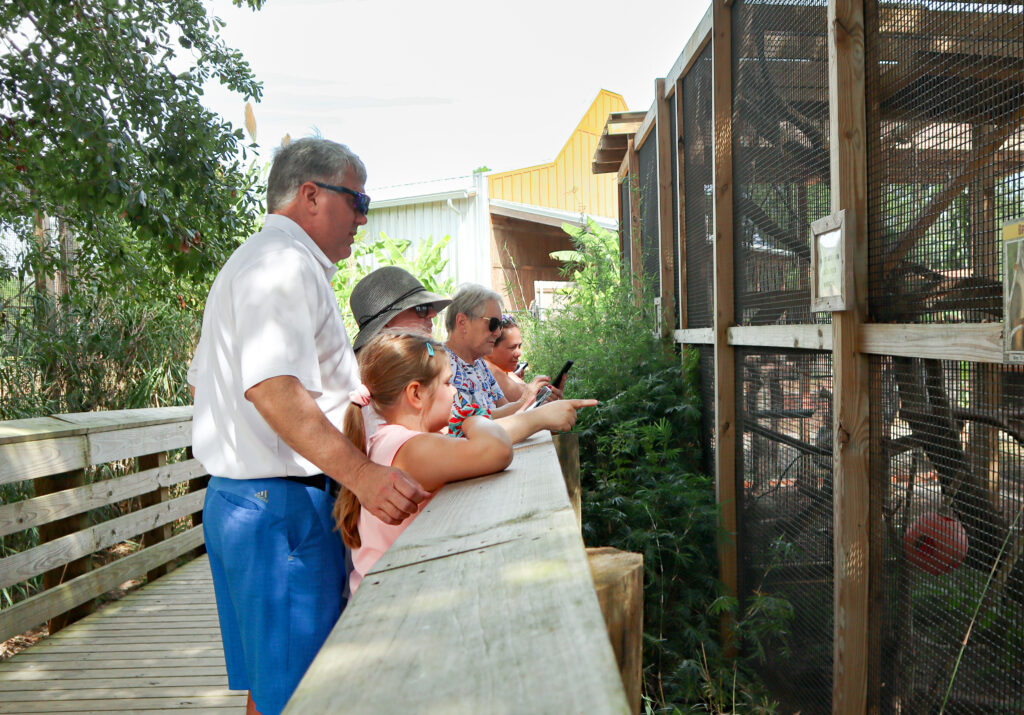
xmin=425 ymin=341 xmax=435 ymax=357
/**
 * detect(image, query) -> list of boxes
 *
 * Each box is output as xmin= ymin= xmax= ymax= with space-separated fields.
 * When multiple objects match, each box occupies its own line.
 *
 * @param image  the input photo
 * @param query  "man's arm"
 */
xmin=245 ymin=375 xmax=429 ymax=524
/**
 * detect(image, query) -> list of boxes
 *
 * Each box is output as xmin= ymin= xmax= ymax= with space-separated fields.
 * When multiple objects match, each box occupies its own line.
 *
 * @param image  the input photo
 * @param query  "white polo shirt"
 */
xmin=188 ymin=214 xmax=360 ymax=479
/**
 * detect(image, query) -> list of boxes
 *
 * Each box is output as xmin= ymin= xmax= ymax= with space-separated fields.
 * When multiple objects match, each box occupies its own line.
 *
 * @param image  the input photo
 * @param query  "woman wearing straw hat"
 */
xmin=349 ymin=266 xmax=452 ymax=351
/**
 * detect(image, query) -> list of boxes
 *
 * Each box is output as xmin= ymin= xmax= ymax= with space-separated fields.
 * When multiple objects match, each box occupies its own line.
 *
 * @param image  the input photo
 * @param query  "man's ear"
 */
xmin=298 ymin=181 xmax=321 ymax=214
xmin=455 ymin=312 xmax=469 ymax=330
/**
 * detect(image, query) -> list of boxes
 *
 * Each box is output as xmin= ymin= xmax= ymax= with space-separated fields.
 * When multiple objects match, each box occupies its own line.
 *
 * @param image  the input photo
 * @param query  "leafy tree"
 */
xmin=0 ymin=0 xmax=266 ymax=287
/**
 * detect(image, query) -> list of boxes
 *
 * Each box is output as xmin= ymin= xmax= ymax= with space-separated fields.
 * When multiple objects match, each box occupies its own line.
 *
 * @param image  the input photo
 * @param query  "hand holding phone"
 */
xmin=514 ymin=361 xmax=529 ymax=377
xmin=526 ymin=386 xmax=552 ymax=411
xmin=552 ymin=360 xmax=574 ymax=389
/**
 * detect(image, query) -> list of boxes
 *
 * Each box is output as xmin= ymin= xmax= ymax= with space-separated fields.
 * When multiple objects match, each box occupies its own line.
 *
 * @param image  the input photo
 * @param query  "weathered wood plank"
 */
xmin=0 ymin=458 xmax=206 ymax=538
xmin=728 ymin=324 xmax=833 ymax=351
xmin=87 ymin=421 xmax=191 ymax=465
xmin=859 ymin=322 xmax=1002 ymax=362
xmin=830 ymin=0 xmax=870 ymax=711
xmin=0 ymin=436 xmax=88 ymax=486
xmin=288 ymin=523 xmax=627 ymax=714
xmin=53 ymin=406 xmax=192 ymax=432
xmin=0 ymin=526 xmax=203 ymax=643
xmin=0 ymin=418 xmax=85 ymax=447
xmin=0 ymin=490 xmax=204 ymax=591
xmin=0 ymin=695 xmax=244 ymax=713
xmin=285 ymin=433 xmax=628 ymax=714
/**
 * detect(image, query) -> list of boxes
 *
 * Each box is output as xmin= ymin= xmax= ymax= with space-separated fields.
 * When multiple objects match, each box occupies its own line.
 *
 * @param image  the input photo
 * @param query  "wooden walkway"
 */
xmin=0 ymin=556 xmax=245 ymax=714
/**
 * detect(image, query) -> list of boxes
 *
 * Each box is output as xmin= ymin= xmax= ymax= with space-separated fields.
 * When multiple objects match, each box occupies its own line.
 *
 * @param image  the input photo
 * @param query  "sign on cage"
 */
xmin=1003 ymin=217 xmax=1024 ymax=363
xmin=810 ymin=209 xmax=850 ymax=313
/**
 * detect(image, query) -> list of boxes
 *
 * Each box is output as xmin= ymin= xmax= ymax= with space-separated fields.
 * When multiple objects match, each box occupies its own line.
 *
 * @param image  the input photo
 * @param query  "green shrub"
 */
xmin=519 ymin=221 xmax=787 ymax=712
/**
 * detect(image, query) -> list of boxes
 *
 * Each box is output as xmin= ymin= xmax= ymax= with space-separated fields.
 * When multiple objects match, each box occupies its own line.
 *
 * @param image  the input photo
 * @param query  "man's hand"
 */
xmin=347 ymin=461 xmax=429 ymax=525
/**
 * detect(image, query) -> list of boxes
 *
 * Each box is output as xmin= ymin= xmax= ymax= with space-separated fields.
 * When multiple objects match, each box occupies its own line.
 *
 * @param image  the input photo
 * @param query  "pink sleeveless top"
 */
xmin=349 ymin=424 xmax=433 ymax=594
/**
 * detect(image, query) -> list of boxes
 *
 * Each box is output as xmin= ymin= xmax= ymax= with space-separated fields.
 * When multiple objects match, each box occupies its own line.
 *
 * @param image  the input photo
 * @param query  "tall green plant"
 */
xmin=332 ymin=231 xmax=455 ymax=336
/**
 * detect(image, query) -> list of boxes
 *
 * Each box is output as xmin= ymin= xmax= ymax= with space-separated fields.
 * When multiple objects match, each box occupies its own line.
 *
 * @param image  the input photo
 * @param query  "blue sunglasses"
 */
xmin=312 ymin=181 xmax=371 ymax=215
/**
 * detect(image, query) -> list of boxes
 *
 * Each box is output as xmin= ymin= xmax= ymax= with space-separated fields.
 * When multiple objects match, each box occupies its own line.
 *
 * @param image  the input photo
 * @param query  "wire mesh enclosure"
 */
xmin=696 ymin=345 xmax=716 ymax=476
xmin=737 ymin=348 xmax=834 ymax=714
xmin=669 ymin=93 xmax=681 ymax=331
xmin=684 ymin=43 xmax=715 ymax=330
xmin=865 ymin=0 xmax=1024 ymax=324
xmin=638 ymin=137 xmax=661 ymax=293
xmin=731 ymin=0 xmax=832 ymax=326
xmin=870 ymin=356 xmax=1024 ymax=713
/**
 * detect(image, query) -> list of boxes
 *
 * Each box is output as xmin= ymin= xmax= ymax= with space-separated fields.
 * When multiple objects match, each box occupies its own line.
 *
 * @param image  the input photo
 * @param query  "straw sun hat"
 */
xmin=349 ymin=266 xmax=451 ymax=350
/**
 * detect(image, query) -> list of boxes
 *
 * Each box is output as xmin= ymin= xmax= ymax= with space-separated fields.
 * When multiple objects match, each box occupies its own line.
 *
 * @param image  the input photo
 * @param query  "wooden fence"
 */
xmin=599 ymin=0 xmax=1024 ymax=711
xmin=0 ymin=407 xmax=205 ymax=644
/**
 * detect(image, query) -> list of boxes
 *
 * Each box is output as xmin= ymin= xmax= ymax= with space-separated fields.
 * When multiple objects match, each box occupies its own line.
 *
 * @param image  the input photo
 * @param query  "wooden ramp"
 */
xmin=0 ymin=555 xmax=245 ymax=714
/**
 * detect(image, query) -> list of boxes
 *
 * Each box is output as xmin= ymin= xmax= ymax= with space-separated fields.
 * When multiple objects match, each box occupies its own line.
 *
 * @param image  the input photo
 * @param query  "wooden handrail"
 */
xmin=0 ymin=407 xmax=205 ymax=641
xmin=285 ymin=431 xmax=630 ymax=714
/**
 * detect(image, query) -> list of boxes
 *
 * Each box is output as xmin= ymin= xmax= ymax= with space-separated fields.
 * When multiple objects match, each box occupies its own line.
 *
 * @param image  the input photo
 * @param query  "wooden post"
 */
xmin=586 ymin=547 xmax=644 ymax=715
xmin=551 ymin=432 xmax=581 ymax=531
xmin=676 ymin=77 xmax=689 ymax=330
xmin=138 ymin=452 xmax=171 ymax=581
xmin=35 ymin=469 xmax=93 ymax=633
xmin=656 ymin=78 xmax=677 ymax=334
xmin=829 ymin=0 xmax=870 ymax=712
xmin=712 ymin=0 xmax=739 ymax=637
xmin=627 ymin=138 xmax=642 ymax=287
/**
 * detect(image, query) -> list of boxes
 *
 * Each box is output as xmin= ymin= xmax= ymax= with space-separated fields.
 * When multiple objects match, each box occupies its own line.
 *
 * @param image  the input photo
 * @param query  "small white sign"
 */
xmin=810 ymin=210 xmax=849 ymax=312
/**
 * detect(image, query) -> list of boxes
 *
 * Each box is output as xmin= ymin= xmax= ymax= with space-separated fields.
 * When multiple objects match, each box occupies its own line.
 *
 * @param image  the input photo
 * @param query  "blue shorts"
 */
xmin=203 ymin=476 xmax=347 ymax=715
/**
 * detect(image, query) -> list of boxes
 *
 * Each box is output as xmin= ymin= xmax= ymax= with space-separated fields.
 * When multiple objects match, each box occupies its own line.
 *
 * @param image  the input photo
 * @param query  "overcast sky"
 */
xmin=202 ymin=0 xmax=709 ymax=192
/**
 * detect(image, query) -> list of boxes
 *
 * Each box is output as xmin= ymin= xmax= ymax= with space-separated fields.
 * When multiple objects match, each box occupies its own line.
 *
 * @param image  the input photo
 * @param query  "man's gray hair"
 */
xmin=445 ymin=283 xmax=503 ymax=333
xmin=266 ymin=138 xmax=367 ymax=212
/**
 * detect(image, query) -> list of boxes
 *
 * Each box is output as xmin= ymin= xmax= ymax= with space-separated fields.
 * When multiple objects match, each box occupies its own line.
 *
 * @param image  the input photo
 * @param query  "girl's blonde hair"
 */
xmin=334 ymin=330 xmax=447 ymax=548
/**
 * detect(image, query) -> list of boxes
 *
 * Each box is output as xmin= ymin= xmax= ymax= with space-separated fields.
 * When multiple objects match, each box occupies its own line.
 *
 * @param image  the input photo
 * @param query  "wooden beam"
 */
xmin=674 ymin=328 xmax=714 ymax=345
xmin=656 ymin=78 xmax=677 ymax=333
xmin=829 ymin=0 xmax=870 ymax=711
xmin=728 ymin=324 xmax=833 ymax=351
xmin=859 ymin=322 xmax=1002 ymax=362
xmin=665 ymin=5 xmax=714 ymax=93
xmin=712 ymin=0 xmax=739 ymax=633
xmin=635 ymin=102 xmax=657 ymax=150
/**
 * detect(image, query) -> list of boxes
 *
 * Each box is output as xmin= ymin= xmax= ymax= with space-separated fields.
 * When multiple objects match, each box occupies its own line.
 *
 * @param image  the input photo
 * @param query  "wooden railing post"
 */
xmin=35 ymin=468 xmax=93 ymax=633
xmin=586 ymin=547 xmax=644 ymax=715
xmin=138 ymin=451 xmax=171 ymax=582
xmin=829 ymin=0 xmax=871 ymax=711
xmin=711 ymin=0 xmax=739 ymax=648
xmin=551 ymin=431 xmax=581 ymax=530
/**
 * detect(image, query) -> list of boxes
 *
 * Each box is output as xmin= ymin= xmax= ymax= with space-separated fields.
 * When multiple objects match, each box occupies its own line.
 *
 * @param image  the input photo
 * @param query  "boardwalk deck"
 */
xmin=0 ymin=556 xmax=244 ymax=714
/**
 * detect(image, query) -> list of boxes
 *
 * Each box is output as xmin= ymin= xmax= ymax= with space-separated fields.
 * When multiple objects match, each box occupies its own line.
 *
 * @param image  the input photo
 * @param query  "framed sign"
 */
xmin=810 ymin=210 xmax=850 ymax=312
xmin=1003 ymin=218 xmax=1024 ymax=363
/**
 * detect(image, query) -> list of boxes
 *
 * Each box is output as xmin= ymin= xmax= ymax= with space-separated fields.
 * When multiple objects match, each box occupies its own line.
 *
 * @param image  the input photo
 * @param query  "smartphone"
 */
xmin=552 ymin=360 xmax=574 ymax=389
xmin=515 ymin=361 xmax=529 ymax=377
xmin=527 ymin=386 xmax=552 ymax=410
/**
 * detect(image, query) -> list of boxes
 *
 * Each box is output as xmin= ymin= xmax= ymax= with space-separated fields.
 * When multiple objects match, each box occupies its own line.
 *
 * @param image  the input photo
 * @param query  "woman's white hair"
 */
xmin=444 ymin=283 xmax=503 ymax=333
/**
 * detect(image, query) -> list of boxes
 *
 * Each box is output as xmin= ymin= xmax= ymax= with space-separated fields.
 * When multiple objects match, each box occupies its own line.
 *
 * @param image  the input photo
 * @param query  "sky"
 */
xmin=201 ymin=0 xmax=710 ymax=193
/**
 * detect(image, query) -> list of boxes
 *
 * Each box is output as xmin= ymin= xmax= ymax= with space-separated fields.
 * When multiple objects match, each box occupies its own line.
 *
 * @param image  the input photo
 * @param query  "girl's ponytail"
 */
xmin=334 ymin=398 xmax=368 ymax=548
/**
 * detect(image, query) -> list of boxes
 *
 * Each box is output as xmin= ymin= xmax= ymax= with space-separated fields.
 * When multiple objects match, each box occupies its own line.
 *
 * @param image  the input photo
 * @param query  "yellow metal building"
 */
xmin=488 ymin=90 xmax=628 ymax=309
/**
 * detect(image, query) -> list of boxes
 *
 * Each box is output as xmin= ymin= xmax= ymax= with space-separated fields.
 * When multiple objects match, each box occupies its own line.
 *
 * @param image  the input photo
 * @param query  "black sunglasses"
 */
xmin=411 ymin=304 xmax=433 ymax=318
xmin=477 ymin=316 xmax=501 ymax=332
xmin=312 ymin=181 xmax=371 ymax=215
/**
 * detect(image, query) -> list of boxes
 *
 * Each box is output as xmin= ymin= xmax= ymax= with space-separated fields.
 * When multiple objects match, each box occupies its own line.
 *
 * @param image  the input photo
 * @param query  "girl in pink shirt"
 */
xmin=336 ymin=331 xmax=509 ymax=595
xmin=335 ymin=331 xmax=595 ymax=595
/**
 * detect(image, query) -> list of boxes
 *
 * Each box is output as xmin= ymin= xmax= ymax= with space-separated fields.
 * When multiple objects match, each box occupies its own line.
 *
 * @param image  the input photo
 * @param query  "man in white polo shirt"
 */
xmin=188 ymin=138 xmax=429 ymax=715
